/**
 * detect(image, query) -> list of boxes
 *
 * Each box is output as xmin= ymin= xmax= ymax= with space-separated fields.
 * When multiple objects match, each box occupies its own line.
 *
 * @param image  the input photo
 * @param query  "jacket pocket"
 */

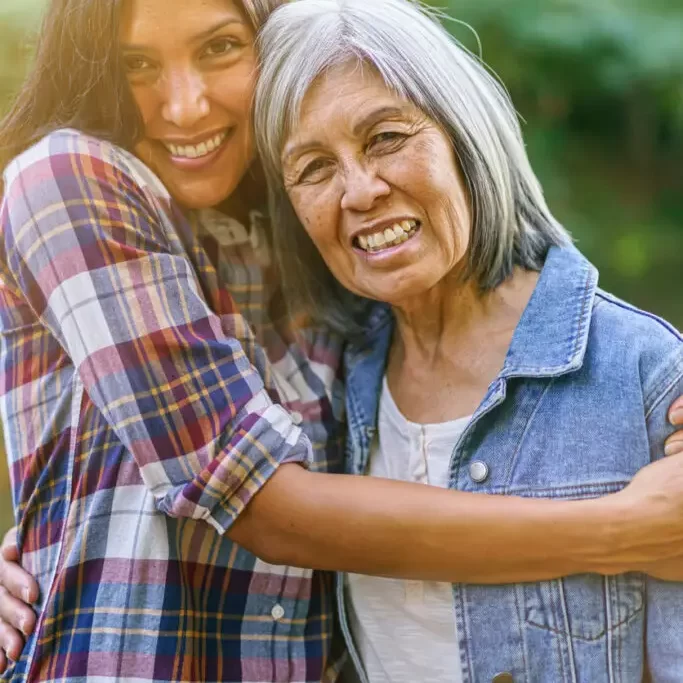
xmin=522 ymin=572 xmax=644 ymax=641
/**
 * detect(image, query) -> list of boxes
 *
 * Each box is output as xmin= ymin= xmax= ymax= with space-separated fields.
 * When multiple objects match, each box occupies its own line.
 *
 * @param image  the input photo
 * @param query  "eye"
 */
xmin=297 ymin=158 xmax=333 ymax=184
xmin=123 ymin=55 xmax=154 ymax=73
xmin=201 ymin=37 xmax=240 ymax=58
xmin=368 ymin=131 xmax=407 ymax=151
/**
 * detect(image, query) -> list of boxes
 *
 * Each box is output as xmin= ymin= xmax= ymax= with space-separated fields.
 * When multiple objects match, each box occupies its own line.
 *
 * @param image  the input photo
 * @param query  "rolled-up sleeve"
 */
xmin=0 ymin=130 xmax=311 ymax=534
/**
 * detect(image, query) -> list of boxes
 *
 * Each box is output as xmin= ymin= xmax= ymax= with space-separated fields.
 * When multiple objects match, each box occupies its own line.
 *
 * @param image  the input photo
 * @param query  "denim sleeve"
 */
xmin=644 ymin=344 xmax=683 ymax=681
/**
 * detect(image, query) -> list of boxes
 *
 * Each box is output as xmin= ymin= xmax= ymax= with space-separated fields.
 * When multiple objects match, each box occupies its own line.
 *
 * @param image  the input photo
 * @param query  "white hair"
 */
xmin=254 ymin=0 xmax=571 ymax=331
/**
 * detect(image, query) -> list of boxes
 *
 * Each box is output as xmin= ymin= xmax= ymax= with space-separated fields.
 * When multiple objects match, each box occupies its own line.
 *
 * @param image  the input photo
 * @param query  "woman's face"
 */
xmin=282 ymin=65 xmax=472 ymax=307
xmin=120 ymin=0 xmax=257 ymax=209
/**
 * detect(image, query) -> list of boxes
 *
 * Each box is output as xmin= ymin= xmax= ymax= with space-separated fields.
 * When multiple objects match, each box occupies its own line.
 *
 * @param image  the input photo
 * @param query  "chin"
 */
xmin=167 ymin=175 xmax=240 ymax=210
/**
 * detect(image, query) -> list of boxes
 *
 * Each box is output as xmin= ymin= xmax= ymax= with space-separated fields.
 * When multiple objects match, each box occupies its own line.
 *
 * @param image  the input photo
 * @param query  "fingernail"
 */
xmin=665 ymin=440 xmax=683 ymax=456
xmin=22 ymin=587 xmax=31 ymax=604
xmin=19 ymin=618 xmax=28 ymax=636
xmin=670 ymin=409 xmax=683 ymax=426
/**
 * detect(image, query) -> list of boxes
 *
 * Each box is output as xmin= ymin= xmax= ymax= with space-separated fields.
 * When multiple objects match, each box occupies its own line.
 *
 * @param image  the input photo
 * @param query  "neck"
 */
xmin=391 ymin=267 xmax=540 ymax=369
xmin=216 ymin=162 xmax=267 ymax=227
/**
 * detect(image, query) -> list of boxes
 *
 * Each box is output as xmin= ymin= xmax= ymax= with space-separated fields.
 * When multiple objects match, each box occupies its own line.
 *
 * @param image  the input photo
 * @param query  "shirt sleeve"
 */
xmin=0 ymin=130 xmax=311 ymax=534
xmin=643 ymin=344 xmax=683 ymax=681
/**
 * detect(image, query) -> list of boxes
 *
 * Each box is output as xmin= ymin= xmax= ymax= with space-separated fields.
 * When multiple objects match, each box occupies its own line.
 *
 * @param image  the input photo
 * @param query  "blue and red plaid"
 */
xmin=0 ymin=129 xmax=346 ymax=682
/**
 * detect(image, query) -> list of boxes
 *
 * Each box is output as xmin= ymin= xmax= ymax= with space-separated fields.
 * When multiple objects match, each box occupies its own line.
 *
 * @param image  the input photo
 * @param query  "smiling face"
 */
xmin=282 ymin=64 xmax=473 ymax=307
xmin=120 ymin=0 xmax=257 ymax=209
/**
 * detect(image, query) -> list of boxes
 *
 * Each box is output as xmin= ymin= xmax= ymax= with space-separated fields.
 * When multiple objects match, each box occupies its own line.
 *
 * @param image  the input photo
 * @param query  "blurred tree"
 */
xmin=429 ymin=0 xmax=683 ymax=326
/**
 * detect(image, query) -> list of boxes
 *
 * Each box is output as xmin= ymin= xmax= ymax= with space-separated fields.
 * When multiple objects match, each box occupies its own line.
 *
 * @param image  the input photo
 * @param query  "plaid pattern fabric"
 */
xmin=0 ymin=129 xmax=346 ymax=682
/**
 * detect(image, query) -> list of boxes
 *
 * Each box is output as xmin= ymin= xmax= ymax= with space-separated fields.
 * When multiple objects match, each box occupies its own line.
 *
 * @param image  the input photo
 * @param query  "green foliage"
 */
xmin=0 ymin=0 xmax=44 ymax=108
xmin=431 ymin=0 xmax=683 ymax=327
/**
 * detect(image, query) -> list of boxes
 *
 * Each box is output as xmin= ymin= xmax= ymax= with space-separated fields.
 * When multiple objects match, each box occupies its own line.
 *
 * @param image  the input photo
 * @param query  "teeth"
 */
xmin=164 ymin=131 xmax=227 ymax=159
xmin=357 ymin=220 xmax=419 ymax=253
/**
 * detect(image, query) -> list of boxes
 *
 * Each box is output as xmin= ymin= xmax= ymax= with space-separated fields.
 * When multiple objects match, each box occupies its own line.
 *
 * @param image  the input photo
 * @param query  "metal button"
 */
xmin=492 ymin=674 xmax=514 ymax=683
xmin=290 ymin=411 xmax=303 ymax=425
xmin=469 ymin=460 xmax=490 ymax=483
xmin=271 ymin=604 xmax=285 ymax=621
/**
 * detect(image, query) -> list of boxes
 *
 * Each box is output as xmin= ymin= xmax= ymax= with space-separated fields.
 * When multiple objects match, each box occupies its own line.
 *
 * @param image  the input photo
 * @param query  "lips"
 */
xmin=162 ymin=130 xmax=229 ymax=160
xmin=354 ymin=220 xmax=420 ymax=252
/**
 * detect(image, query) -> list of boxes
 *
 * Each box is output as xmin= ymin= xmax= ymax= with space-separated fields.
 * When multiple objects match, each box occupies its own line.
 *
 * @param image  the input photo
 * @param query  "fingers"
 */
xmin=0 ymin=615 xmax=24 ymax=663
xmin=0 ymin=528 xmax=19 ymax=564
xmin=670 ymin=396 xmax=683 ymax=427
xmin=0 ymin=529 xmax=18 ymax=565
xmin=0 ymin=582 xmax=35 ymax=637
xmin=0 ymin=529 xmax=33 ymax=670
xmin=0 ymin=531 xmax=39 ymax=606
xmin=664 ymin=396 xmax=683 ymax=456
xmin=666 ymin=435 xmax=683 ymax=457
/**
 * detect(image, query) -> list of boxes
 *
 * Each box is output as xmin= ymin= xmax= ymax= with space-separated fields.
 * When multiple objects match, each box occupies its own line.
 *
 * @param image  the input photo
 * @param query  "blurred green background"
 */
xmin=0 ymin=0 xmax=682 ymax=531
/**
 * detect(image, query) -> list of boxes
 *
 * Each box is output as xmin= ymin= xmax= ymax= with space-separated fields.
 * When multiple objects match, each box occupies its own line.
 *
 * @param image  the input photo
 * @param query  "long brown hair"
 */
xmin=0 ymin=0 xmax=282 ymax=181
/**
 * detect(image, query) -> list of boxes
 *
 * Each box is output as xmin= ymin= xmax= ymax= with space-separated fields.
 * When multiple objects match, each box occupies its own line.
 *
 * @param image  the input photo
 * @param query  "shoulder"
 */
xmin=5 ymin=129 xmax=135 ymax=187
xmin=0 ymin=130 xmax=179 ymax=278
xmin=1 ymin=129 xmax=173 ymax=245
xmin=2 ymin=129 xmax=169 ymax=215
xmin=591 ymin=289 xmax=683 ymax=414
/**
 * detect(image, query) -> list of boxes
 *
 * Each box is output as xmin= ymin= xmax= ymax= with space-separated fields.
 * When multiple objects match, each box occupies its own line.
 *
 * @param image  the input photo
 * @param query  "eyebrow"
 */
xmin=283 ymin=105 xmax=409 ymax=164
xmin=121 ymin=18 xmax=244 ymax=52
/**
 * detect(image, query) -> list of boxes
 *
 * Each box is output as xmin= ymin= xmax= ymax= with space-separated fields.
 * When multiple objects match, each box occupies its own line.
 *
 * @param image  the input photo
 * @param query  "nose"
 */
xmin=161 ymin=67 xmax=210 ymax=129
xmin=340 ymin=161 xmax=391 ymax=212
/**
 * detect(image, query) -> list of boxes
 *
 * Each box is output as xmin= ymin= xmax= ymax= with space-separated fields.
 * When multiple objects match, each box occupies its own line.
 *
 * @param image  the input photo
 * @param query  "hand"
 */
xmin=604 ymin=397 xmax=683 ymax=579
xmin=0 ymin=527 xmax=39 ymax=673
xmin=665 ymin=395 xmax=683 ymax=455
xmin=597 ymin=397 xmax=683 ymax=579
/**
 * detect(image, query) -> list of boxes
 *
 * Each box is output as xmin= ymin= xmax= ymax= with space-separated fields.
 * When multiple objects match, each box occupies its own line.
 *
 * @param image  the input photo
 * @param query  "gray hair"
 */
xmin=254 ymin=0 xmax=572 ymax=332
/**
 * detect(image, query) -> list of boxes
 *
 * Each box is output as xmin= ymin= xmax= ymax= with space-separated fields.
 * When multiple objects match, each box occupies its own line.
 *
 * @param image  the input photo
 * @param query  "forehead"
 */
xmin=120 ymin=0 xmax=247 ymax=43
xmin=294 ymin=63 xmax=415 ymax=133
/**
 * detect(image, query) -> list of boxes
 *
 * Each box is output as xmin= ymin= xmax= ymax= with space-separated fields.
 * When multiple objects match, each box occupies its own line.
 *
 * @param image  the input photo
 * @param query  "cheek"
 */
xmin=129 ymin=86 xmax=158 ymax=129
xmin=208 ymin=66 xmax=255 ymax=122
xmin=290 ymin=191 xmax=334 ymax=243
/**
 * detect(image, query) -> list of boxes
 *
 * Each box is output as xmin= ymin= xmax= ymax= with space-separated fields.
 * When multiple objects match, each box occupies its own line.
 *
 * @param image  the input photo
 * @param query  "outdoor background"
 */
xmin=0 ymin=0 xmax=682 ymax=531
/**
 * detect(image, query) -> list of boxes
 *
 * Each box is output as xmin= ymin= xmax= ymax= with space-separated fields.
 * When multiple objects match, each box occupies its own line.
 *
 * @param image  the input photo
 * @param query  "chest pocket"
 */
xmin=522 ymin=569 xmax=644 ymax=641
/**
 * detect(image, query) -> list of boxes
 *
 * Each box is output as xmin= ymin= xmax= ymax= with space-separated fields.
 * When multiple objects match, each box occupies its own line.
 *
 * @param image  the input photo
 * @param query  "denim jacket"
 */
xmin=338 ymin=246 xmax=683 ymax=683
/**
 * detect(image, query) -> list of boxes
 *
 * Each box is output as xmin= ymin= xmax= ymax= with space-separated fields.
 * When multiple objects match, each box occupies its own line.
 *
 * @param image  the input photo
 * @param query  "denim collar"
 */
xmin=500 ymin=245 xmax=598 ymax=378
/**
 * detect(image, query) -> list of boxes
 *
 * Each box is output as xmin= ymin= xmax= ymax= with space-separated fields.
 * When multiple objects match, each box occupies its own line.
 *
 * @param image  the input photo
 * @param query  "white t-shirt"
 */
xmin=346 ymin=378 xmax=470 ymax=683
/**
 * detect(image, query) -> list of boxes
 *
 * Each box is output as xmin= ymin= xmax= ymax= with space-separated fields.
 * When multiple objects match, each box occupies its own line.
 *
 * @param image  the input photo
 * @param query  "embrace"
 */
xmin=0 ymin=0 xmax=682 ymax=681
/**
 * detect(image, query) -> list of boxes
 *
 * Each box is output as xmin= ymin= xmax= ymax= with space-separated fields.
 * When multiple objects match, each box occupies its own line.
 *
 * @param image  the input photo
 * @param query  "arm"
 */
xmin=1 ymin=401 xmax=683 ymax=672
xmin=228 ymin=443 xmax=683 ymax=583
xmin=1 ymin=132 xmax=310 ymax=535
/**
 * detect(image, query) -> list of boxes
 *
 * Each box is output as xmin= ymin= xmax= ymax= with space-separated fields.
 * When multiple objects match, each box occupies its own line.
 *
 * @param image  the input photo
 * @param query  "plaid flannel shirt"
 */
xmin=0 ymin=129 xmax=346 ymax=682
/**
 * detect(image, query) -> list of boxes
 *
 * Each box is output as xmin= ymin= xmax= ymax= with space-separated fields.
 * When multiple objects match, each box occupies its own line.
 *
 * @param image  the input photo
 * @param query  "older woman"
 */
xmin=254 ymin=0 xmax=683 ymax=680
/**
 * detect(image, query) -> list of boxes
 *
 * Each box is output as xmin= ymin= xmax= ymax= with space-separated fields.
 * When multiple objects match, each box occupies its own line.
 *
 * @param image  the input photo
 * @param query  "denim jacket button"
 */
xmin=469 ymin=460 xmax=490 ymax=484
xmin=492 ymin=673 xmax=514 ymax=683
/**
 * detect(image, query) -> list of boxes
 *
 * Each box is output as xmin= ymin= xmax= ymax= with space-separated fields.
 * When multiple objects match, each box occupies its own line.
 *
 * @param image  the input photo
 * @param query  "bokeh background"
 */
xmin=1 ymin=0 xmax=682 ymax=530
